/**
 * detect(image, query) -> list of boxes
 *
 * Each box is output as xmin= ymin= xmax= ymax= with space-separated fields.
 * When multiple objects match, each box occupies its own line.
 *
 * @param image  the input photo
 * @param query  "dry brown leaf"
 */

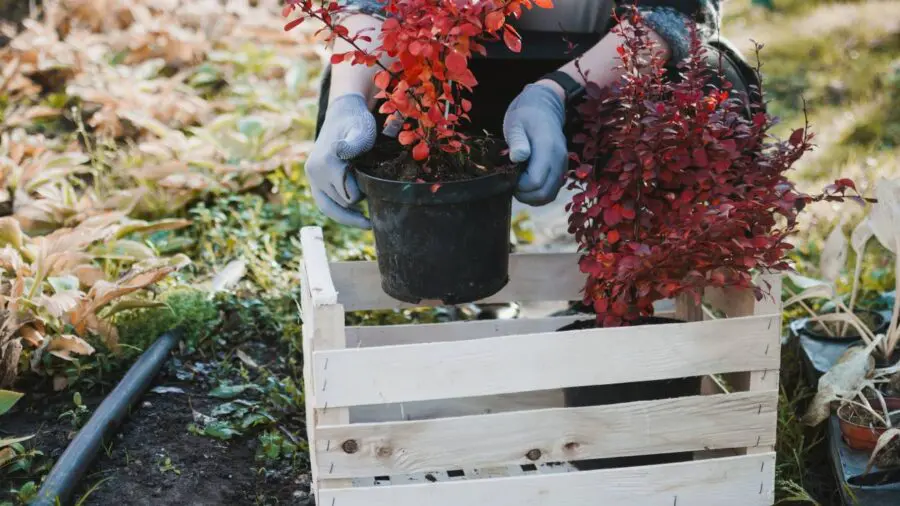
xmin=866 ymin=428 xmax=900 ymax=474
xmin=0 ymin=339 xmax=23 ymax=388
xmin=37 ymin=290 xmax=84 ymax=318
xmin=19 ymin=325 xmax=44 ymax=347
xmin=46 ymin=334 xmax=95 ymax=361
xmin=802 ymin=344 xmax=877 ymax=426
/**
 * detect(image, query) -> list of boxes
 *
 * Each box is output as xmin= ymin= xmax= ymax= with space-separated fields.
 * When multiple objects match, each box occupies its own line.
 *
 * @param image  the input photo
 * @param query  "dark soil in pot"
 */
xmin=558 ymin=316 xmax=702 ymax=471
xmin=801 ymin=309 xmax=889 ymax=343
xmin=352 ymin=137 xmax=521 ymax=305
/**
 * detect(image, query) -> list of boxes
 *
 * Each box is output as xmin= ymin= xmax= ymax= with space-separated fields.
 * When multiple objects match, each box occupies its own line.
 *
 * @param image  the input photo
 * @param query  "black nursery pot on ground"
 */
xmin=356 ymin=169 xmax=517 ymax=305
xmin=558 ymin=316 xmax=702 ymax=471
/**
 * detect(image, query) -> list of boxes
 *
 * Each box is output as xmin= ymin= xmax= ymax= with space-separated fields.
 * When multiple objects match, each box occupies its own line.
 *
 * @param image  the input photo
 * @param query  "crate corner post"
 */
xmin=299 ymin=226 xmax=353 ymax=496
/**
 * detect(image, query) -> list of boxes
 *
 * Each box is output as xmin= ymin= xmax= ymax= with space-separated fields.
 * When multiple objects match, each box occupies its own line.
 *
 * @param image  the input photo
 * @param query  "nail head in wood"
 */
xmin=342 ymin=439 xmax=359 ymax=454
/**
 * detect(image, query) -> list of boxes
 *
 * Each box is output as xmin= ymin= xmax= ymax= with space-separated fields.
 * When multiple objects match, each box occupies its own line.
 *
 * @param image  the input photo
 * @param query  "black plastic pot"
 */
xmin=356 ymin=168 xmax=517 ymax=305
xmin=559 ymin=316 xmax=702 ymax=471
xmin=800 ymin=309 xmax=888 ymax=343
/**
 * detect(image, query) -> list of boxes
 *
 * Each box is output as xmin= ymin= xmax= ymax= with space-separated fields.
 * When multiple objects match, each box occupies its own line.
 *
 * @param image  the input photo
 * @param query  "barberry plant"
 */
xmin=283 ymin=0 xmax=554 ymax=165
xmin=566 ymin=9 xmax=860 ymax=326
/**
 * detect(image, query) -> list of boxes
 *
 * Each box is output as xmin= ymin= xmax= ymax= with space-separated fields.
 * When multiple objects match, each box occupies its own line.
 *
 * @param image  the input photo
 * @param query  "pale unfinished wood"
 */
xmin=300 ymin=227 xmax=338 ymax=305
xmin=349 ymin=390 xmax=565 ymax=423
xmin=716 ymin=274 xmax=783 ymax=456
xmin=330 ymin=253 xmax=582 ymax=311
xmin=317 ymin=390 xmax=777 ymax=479
xmin=346 ymin=308 xmax=678 ymax=349
xmin=318 ymin=453 xmax=776 ymax=506
xmin=314 ymin=314 xmax=780 ymax=408
xmin=346 ymin=315 xmax=586 ymax=348
xmin=301 ymin=227 xmax=351 ymax=490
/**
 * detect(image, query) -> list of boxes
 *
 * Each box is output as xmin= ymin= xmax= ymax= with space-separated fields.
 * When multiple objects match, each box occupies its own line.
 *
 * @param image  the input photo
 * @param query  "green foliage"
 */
xmin=115 ymin=287 xmax=219 ymax=353
xmin=57 ymin=392 xmax=90 ymax=429
xmin=0 ymin=390 xmax=23 ymax=416
xmin=256 ymin=430 xmax=300 ymax=464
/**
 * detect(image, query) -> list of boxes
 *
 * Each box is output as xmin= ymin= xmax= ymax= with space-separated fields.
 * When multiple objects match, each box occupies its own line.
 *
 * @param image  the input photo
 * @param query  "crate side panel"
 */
xmin=331 ymin=253 xmax=582 ymax=311
xmin=314 ymin=314 xmax=780 ymax=408
xmin=349 ymin=389 xmax=565 ymax=423
xmin=316 ymin=391 xmax=776 ymax=479
xmin=318 ymin=453 xmax=776 ymax=506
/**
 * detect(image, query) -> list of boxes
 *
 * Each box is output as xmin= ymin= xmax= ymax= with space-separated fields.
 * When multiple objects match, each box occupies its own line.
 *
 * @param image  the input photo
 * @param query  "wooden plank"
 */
xmin=349 ymin=390 xmax=565 ymax=423
xmin=331 ymin=253 xmax=582 ymax=311
xmin=347 ymin=302 xmax=677 ymax=349
xmin=317 ymin=453 xmax=776 ymax=506
xmin=300 ymin=227 xmax=338 ymax=305
xmin=314 ymin=314 xmax=780 ymax=408
xmin=310 ymin=304 xmax=353 ymax=490
xmin=317 ymin=391 xmax=777 ymax=479
xmin=299 ymin=227 xmax=351 ymax=490
xmin=726 ymin=274 xmax=783 ymax=456
xmin=346 ymin=315 xmax=586 ymax=348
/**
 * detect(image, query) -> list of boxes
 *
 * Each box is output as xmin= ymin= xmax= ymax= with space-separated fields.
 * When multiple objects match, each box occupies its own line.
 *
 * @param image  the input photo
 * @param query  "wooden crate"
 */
xmin=299 ymin=226 xmax=781 ymax=506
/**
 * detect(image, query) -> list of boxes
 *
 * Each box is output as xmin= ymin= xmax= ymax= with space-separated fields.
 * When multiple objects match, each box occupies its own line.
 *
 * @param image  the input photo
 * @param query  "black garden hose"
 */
xmin=32 ymin=330 xmax=182 ymax=506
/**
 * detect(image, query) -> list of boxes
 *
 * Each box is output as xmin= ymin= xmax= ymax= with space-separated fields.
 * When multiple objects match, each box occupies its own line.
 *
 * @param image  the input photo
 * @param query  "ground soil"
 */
xmin=352 ymin=134 xmax=518 ymax=183
xmin=2 ymin=367 xmax=310 ymax=506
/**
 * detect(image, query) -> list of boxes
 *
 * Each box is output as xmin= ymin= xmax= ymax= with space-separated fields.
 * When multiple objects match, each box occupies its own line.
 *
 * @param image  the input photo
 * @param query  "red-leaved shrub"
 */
xmin=567 ymin=9 xmax=859 ymax=326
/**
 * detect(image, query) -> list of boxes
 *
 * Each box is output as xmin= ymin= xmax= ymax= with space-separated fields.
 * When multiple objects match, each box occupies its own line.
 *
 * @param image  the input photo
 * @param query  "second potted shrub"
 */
xmin=557 ymin=11 xmax=847 ymax=469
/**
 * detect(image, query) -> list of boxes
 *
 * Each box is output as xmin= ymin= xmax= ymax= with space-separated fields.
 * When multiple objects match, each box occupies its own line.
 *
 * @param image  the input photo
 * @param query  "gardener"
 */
xmin=308 ymin=0 xmax=760 ymax=230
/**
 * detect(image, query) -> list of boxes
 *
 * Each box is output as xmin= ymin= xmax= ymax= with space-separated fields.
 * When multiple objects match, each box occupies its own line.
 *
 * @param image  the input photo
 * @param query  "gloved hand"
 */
xmin=503 ymin=83 xmax=568 ymax=206
xmin=307 ymin=93 xmax=377 ymax=229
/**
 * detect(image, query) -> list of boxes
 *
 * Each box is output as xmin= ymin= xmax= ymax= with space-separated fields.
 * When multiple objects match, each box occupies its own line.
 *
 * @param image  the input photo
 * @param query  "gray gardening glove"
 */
xmin=307 ymin=93 xmax=377 ymax=229
xmin=503 ymin=83 xmax=568 ymax=206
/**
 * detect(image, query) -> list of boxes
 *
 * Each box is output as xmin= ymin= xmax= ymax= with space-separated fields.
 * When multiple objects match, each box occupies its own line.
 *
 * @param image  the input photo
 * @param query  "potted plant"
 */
xmin=558 ymin=10 xmax=855 ymax=470
xmin=786 ymin=181 xmax=900 ymax=370
xmin=283 ymin=0 xmax=554 ymax=304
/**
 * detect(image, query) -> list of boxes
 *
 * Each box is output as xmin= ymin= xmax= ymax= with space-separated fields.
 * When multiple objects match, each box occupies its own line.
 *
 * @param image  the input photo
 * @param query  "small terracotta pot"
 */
xmin=837 ymin=397 xmax=900 ymax=451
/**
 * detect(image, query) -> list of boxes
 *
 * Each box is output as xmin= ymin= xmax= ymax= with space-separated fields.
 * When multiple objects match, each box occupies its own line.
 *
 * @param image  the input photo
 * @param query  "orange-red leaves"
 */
xmin=446 ymin=50 xmax=467 ymax=75
xmin=412 ymin=141 xmax=429 ymax=161
xmin=503 ymin=25 xmax=522 ymax=53
xmin=374 ymin=70 xmax=392 ymax=90
xmin=485 ymin=10 xmax=505 ymax=31
xmin=533 ymin=0 xmax=554 ymax=8
xmin=398 ymin=131 xmax=417 ymax=145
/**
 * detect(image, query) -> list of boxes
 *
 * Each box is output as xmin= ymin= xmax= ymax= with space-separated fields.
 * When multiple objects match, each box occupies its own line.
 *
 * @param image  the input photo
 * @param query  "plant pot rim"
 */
xmin=355 ymin=166 xmax=519 ymax=205
xmin=800 ymin=309 xmax=888 ymax=343
xmin=837 ymin=403 xmax=892 ymax=431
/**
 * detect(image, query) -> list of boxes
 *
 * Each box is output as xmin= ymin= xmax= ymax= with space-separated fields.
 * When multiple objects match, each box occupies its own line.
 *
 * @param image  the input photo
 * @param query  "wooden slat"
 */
xmin=331 ymin=253 xmax=582 ymax=311
xmin=725 ymin=274 xmax=783 ymax=456
xmin=346 ymin=315 xmax=586 ymax=348
xmin=300 ymin=227 xmax=338 ymax=305
xmin=314 ymin=314 xmax=780 ymax=408
xmin=349 ymin=390 xmax=565 ymax=423
xmin=318 ymin=453 xmax=776 ymax=506
xmin=317 ymin=391 xmax=777 ymax=479
xmin=300 ymin=227 xmax=351 ymax=491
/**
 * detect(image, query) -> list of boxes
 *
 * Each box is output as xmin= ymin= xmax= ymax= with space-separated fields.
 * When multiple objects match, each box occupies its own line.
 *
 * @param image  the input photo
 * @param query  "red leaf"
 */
xmin=412 ymin=141 xmax=429 ymax=161
xmin=502 ymin=25 xmax=522 ymax=53
xmin=330 ymin=53 xmax=346 ymax=64
xmin=603 ymin=206 xmax=622 ymax=226
xmin=607 ymin=230 xmax=620 ymax=244
xmin=285 ymin=17 xmax=305 ymax=32
xmin=398 ymin=131 xmax=417 ymax=145
xmin=431 ymin=184 xmax=441 ymax=194
xmin=485 ymin=10 xmax=505 ymax=31
xmin=461 ymin=99 xmax=472 ymax=112
xmin=534 ymin=0 xmax=554 ymax=8
xmin=789 ymin=128 xmax=805 ymax=146
xmin=374 ymin=70 xmax=391 ymax=90
xmin=446 ymin=50 xmax=467 ymax=75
